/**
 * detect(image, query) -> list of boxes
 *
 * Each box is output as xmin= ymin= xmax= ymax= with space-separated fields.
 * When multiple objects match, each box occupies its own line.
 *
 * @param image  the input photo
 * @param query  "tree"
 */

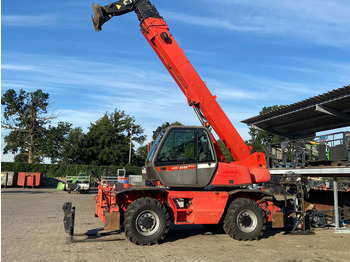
xmin=44 ymin=122 xmax=72 ymax=163
xmin=14 ymin=153 xmax=29 ymax=163
xmin=84 ymin=109 xmax=146 ymax=166
xmin=61 ymin=127 xmax=86 ymax=164
xmin=133 ymin=144 xmax=149 ymax=166
xmin=1 ymin=89 xmax=57 ymax=163
xmin=247 ymin=105 xmax=285 ymax=154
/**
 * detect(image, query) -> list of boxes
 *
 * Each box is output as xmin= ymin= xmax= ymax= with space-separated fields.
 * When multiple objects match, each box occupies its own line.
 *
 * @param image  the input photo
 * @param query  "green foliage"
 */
xmin=1 ymin=162 xmax=142 ymax=177
xmin=133 ymin=144 xmax=148 ymax=166
xmin=247 ymin=105 xmax=285 ymax=153
xmin=1 ymin=89 xmax=57 ymax=163
xmin=14 ymin=153 xmax=29 ymax=163
xmin=59 ymin=127 xmax=86 ymax=164
xmin=217 ymin=139 xmax=234 ymax=162
xmin=84 ymin=109 xmax=146 ymax=166
xmin=45 ymin=122 xmax=72 ymax=163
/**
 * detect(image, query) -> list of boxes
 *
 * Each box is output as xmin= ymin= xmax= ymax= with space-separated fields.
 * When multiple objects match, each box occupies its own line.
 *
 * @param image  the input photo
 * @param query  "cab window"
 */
xmin=198 ymin=129 xmax=215 ymax=162
xmin=157 ymin=129 xmax=195 ymax=162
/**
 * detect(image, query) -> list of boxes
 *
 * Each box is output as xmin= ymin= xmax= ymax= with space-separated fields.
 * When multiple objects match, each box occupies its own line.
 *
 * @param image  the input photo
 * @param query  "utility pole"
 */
xmin=129 ymin=124 xmax=133 ymax=164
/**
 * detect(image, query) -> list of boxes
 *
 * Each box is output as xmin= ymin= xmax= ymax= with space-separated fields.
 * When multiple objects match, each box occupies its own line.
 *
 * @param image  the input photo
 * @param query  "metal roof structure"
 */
xmin=242 ymin=85 xmax=350 ymax=138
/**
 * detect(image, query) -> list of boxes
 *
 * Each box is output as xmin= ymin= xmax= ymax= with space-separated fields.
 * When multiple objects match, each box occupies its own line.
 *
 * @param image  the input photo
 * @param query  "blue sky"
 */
xmin=2 ymin=0 xmax=350 ymax=162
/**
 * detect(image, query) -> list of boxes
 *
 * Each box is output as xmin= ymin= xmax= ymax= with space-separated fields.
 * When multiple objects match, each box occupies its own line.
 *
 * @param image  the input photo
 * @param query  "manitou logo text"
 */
xmin=157 ymin=164 xmax=196 ymax=172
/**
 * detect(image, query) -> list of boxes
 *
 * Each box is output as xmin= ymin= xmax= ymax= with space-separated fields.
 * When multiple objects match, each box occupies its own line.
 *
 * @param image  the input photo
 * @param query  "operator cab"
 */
xmin=143 ymin=126 xmax=217 ymax=187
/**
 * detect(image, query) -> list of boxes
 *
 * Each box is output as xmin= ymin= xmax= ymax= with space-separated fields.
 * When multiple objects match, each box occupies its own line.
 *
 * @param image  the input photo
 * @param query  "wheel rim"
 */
xmin=135 ymin=210 xmax=160 ymax=236
xmin=237 ymin=209 xmax=258 ymax=233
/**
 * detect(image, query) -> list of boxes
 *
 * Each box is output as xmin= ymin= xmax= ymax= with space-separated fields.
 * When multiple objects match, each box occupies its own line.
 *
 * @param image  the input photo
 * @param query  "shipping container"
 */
xmin=17 ymin=172 xmax=43 ymax=187
xmin=1 ymin=172 xmax=17 ymax=187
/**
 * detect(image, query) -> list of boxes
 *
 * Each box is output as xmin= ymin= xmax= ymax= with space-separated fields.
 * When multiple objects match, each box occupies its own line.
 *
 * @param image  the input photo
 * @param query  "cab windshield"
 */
xmin=145 ymin=131 xmax=163 ymax=164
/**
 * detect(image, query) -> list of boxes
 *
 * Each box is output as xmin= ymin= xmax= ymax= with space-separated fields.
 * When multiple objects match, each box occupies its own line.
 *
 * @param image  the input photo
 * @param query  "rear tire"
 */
xmin=223 ymin=198 xmax=266 ymax=241
xmin=124 ymin=197 xmax=170 ymax=245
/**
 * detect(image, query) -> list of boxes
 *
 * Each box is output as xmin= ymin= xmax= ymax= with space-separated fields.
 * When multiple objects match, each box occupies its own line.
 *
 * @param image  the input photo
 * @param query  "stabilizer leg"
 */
xmin=62 ymin=202 xmax=75 ymax=243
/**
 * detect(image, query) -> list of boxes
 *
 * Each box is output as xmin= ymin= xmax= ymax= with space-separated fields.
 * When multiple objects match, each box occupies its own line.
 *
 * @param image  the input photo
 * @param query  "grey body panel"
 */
xmin=159 ymin=165 xmax=197 ymax=186
xmin=197 ymin=162 xmax=217 ymax=187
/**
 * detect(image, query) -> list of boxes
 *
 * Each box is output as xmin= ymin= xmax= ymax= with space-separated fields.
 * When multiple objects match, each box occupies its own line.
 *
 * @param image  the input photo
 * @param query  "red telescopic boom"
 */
xmin=91 ymin=0 xmax=267 ymax=169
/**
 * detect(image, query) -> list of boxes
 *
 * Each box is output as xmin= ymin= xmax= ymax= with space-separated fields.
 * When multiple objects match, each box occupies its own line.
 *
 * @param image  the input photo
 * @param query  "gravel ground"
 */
xmin=1 ymin=187 xmax=350 ymax=262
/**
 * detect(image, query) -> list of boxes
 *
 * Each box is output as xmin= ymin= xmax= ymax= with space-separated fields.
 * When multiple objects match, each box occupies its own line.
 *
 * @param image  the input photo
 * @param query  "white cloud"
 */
xmin=163 ymin=11 xmax=262 ymax=33
xmin=2 ymin=64 xmax=44 ymax=72
xmin=167 ymin=0 xmax=350 ymax=48
xmin=2 ymin=53 xmax=174 ymax=95
xmin=56 ymin=109 xmax=103 ymax=131
xmin=204 ymin=72 xmax=319 ymax=105
xmin=2 ymin=15 xmax=57 ymax=27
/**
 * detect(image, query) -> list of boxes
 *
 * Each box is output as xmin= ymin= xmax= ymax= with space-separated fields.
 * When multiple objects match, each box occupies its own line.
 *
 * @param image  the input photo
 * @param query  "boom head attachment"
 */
xmin=91 ymin=0 xmax=161 ymax=31
xmin=91 ymin=3 xmax=108 ymax=31
xmin=91 ymin=1 xmax=138 ymax=31
xmin=92 ymin=1 xmax=137 ymax=31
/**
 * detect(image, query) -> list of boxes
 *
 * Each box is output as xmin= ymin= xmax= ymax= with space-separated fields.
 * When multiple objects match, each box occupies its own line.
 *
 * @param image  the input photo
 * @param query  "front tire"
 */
xmin=223 ymin=198 xmax=266 ymax=241
xmin=124 ymin=197 xmax=170 ymax=245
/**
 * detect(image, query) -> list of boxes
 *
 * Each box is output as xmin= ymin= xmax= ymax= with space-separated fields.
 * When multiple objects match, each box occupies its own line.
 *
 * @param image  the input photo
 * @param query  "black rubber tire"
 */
xmin=223 ymin=198 xmax=266 ymax=241
xmin=124 ymin=197 xmax=170 ymax=245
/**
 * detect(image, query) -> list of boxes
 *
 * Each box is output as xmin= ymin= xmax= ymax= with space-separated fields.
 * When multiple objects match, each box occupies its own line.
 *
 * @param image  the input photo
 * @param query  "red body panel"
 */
xmin=210 ymin=163 xmax=252 ymax=186
xmin=95 ymin=184 xmax=121 ymax=223
xmin=167 ymin=191 xmax=229 ymax=224
xmin=17 ymin=172 xmax=43 ymax=187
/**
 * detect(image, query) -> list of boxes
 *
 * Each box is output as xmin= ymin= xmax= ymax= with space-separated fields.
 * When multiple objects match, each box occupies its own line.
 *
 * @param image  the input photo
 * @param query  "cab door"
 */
xmin=155 ymin=128 xmax=197 ymax=186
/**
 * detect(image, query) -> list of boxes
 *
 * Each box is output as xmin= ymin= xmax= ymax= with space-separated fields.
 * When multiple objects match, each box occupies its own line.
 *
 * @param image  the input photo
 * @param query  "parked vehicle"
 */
xmin=65 ymin=173 xmax=91 ymax=193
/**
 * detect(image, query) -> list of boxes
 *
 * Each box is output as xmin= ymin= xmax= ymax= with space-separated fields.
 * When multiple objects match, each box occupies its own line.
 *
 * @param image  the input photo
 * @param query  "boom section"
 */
xmin=91 ymin=0 xmax=252 ymax=162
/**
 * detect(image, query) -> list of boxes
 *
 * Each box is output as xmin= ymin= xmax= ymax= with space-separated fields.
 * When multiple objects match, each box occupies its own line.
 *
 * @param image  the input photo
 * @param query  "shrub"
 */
xmin=1 ymin=162 xmax=142 ymax=177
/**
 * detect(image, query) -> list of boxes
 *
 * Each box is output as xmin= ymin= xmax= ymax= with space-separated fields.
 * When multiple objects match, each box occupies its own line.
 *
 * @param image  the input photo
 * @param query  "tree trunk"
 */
xmin=28 ymin=134 xmax=34 ymax=164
